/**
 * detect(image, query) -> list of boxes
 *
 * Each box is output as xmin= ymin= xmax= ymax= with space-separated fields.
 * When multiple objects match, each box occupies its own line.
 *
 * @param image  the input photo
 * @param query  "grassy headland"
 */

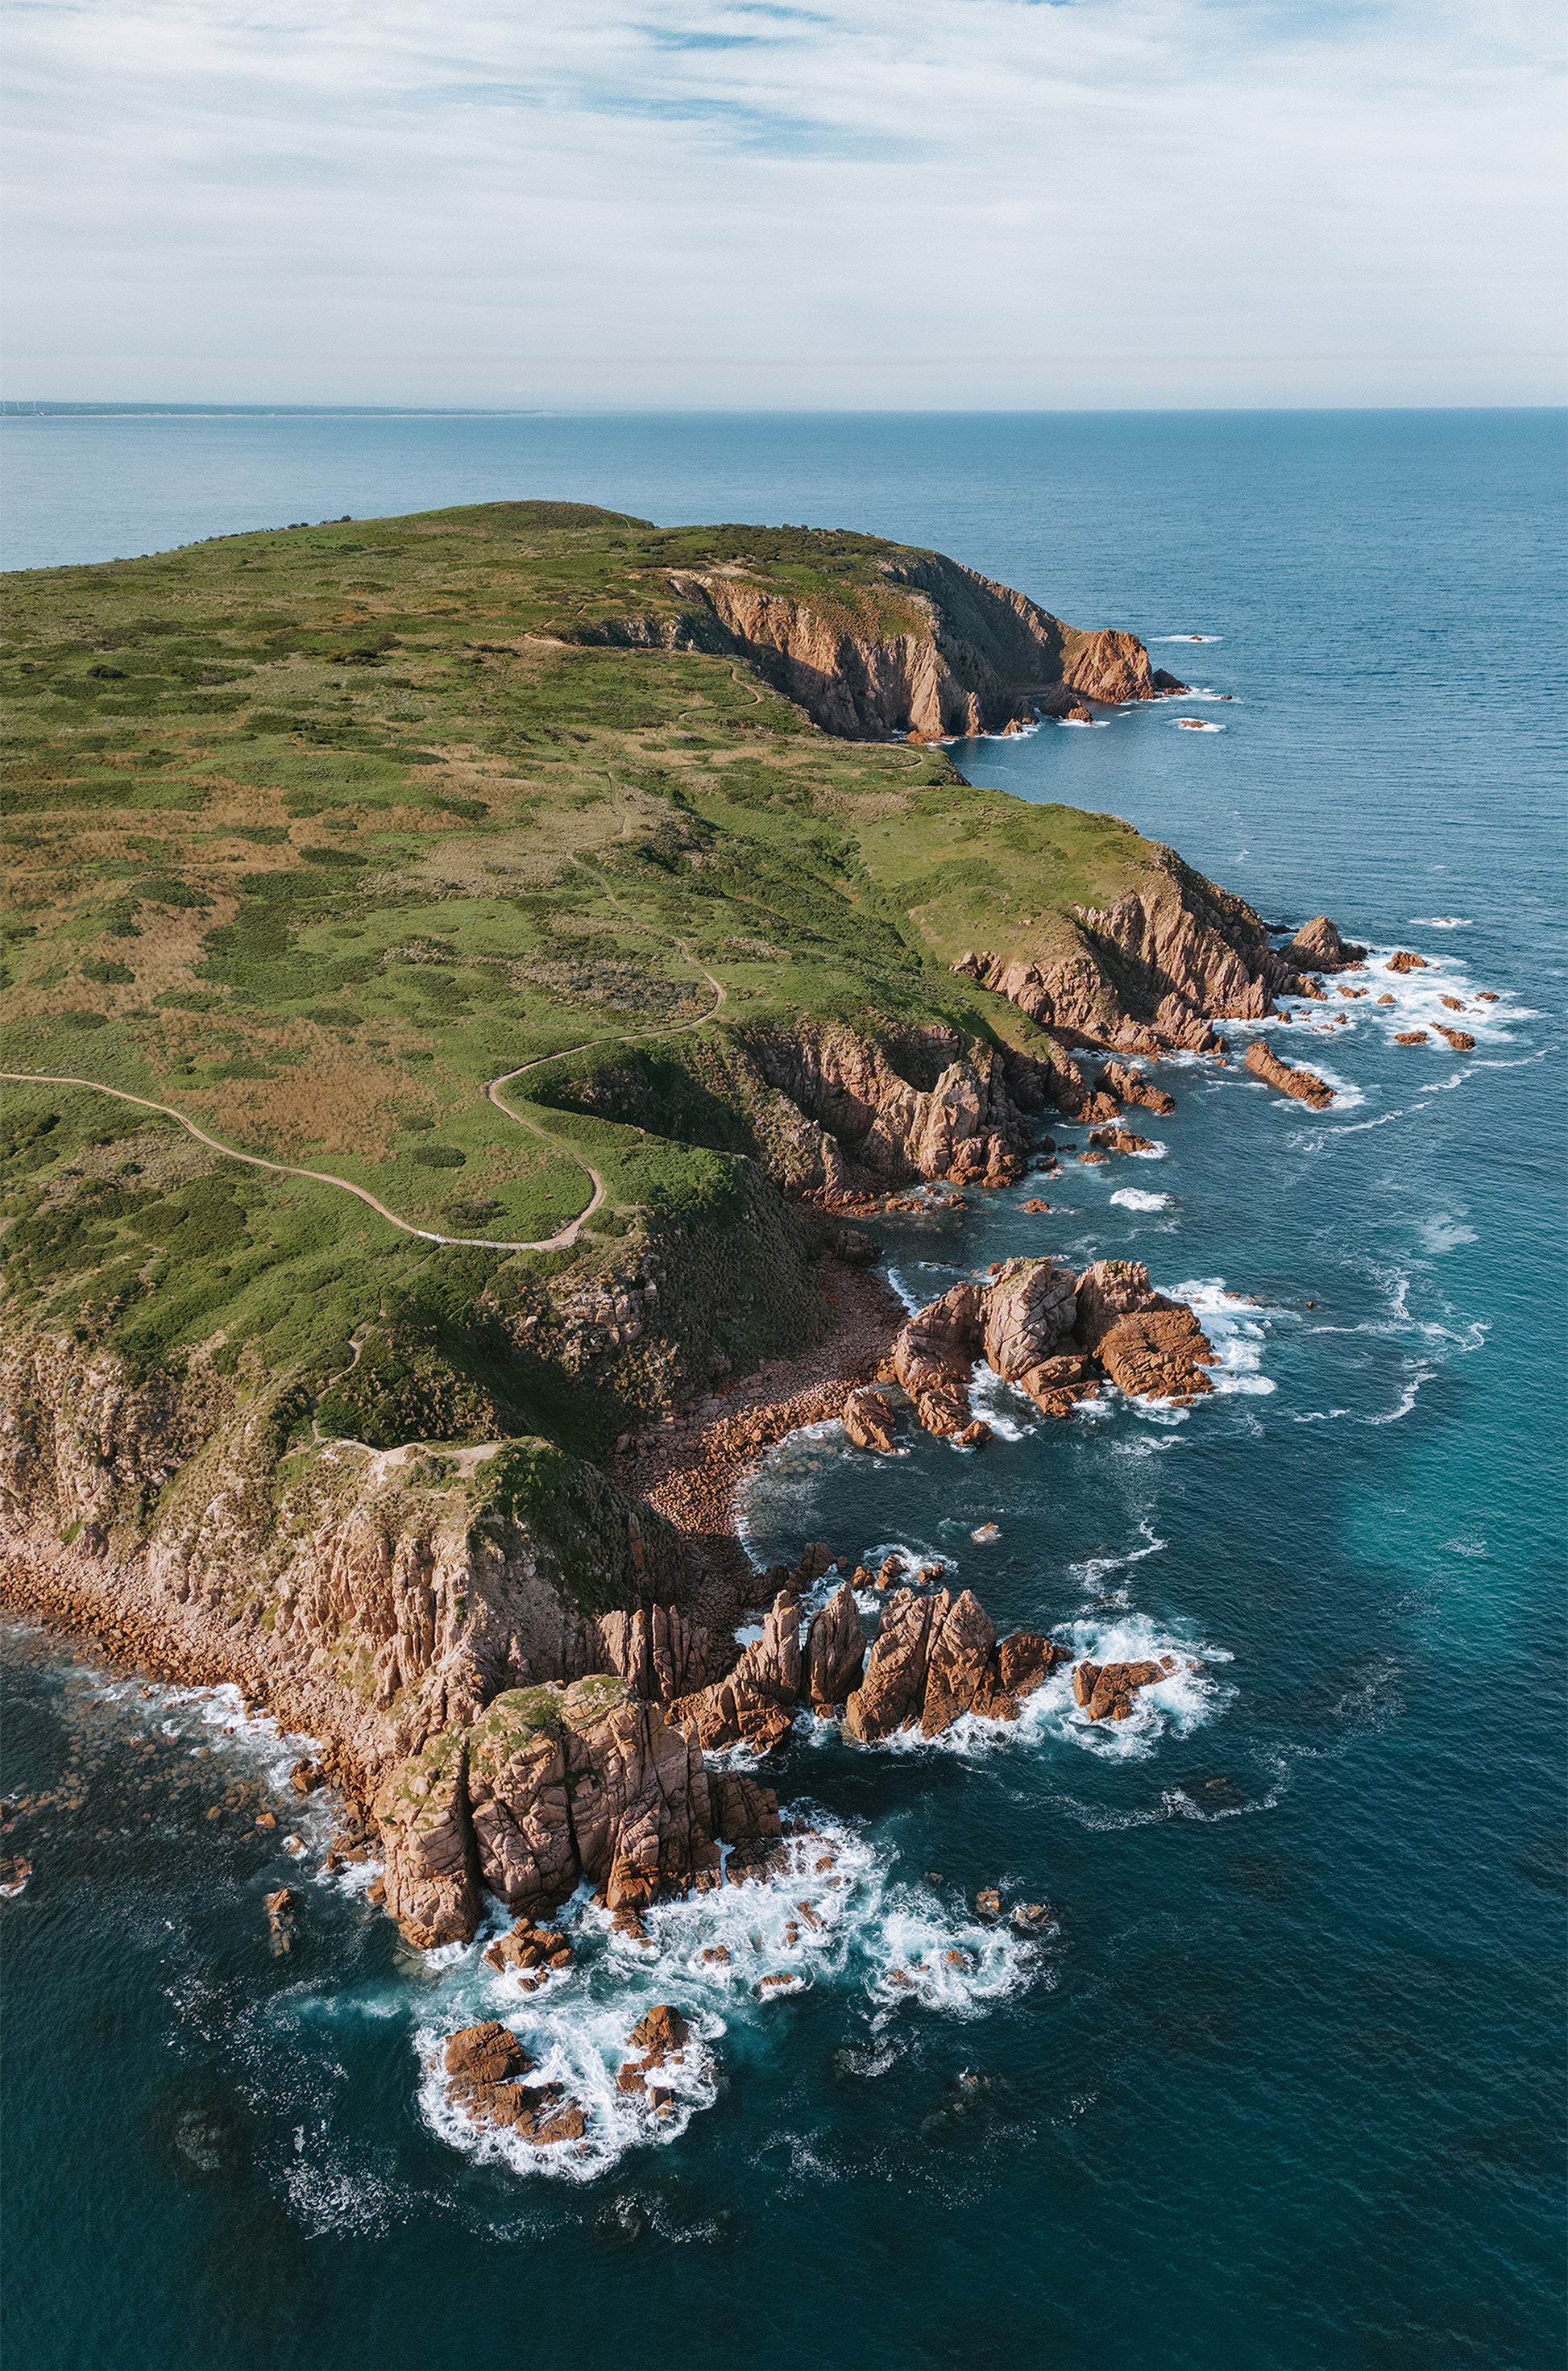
xmin=1 ymin=500 xmax=1169 ymax=1464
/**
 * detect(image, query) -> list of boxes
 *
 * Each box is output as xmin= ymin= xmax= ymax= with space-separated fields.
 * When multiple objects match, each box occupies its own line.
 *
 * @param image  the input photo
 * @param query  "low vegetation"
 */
xmin=2 ymin=501 xmax=1164 ymax=1455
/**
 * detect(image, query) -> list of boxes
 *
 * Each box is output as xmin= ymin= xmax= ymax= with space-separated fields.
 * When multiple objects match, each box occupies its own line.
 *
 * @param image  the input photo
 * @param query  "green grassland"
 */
xmin=1 ymin=500 xmax=1163 ymax=1452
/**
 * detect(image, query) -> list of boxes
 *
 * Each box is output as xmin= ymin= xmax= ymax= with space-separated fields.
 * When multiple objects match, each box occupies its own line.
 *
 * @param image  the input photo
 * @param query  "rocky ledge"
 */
xmin=1243 ymin=1040 xmax=1334 ymax=1107
xmin=882 ymin=1255 xmax=1215 ymax=1445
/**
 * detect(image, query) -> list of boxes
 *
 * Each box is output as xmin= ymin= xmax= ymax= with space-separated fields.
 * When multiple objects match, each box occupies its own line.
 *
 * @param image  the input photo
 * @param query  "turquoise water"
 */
xmin=2 ymin=411 xmax=1565 ymax=2368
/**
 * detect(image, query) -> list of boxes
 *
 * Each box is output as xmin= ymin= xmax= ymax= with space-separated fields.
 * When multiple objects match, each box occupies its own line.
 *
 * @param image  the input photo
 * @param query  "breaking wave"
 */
xmin=412 ymin=1819 xmax=1041 ymax=2182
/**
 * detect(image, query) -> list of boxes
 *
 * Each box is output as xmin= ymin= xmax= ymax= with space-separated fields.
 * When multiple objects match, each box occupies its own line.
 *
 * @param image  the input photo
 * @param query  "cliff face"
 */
xmin=578 ymin=551 xmax=1183 ymax=740
xmin=955 ymin=843 xmax=1313 ymax=1054
xmin=529 ymin=1015 xmax=1068 ymax=1200
xmin=0 ymin=1325 xmax=724 ymax=1767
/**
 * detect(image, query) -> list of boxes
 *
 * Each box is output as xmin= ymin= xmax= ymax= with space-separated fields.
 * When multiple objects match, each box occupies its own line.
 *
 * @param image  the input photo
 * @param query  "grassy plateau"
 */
xmin=1 ymin=500 xmax=1166 ymax=1457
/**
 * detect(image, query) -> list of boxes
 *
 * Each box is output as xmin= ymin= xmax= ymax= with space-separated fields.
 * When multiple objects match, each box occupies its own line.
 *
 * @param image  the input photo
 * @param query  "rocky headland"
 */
xmin=0 ymin=498 xmax=1384 ymax=2047
xmin=573 ymin=543 xmax=1190 ymax=741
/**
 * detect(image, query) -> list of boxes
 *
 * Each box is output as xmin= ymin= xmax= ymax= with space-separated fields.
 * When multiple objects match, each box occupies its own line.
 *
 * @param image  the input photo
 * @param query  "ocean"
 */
xmin=2 ymin=409 xmax=1564 ymax=2369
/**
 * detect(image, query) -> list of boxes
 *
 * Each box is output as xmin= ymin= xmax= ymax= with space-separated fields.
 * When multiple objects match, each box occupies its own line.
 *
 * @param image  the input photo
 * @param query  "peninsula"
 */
xmin=1 ymin=502 xmax=1350 ymax=1994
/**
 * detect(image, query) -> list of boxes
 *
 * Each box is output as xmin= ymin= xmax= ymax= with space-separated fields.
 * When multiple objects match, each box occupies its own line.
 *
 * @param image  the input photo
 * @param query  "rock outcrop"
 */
xmin=843 ymin=1585 xmax=1060 ymax=1742
xmin=890 ymin=1282 xmax=989 ymax=1443
xmin=463 ymin=1688 xmax=579 ymax=1920
xmin=591 ymin=1603 xmax=731 ymax=1705
xmin=1074 ymin=1260 xmax=1215 ymax=1403
xmin=378 ymin=1672 xmax=722 ymax=1945
xmin=1284 ymin=916 xmax=1367 ymax=972
xmin=841 ymin=1386 xmax=898 ymax=1451
xmin=374 ymin=1728 xmax=480 ymax=1950
xmin=886 ymin=1254 xmax=1211 ymax=1437
xmin=539 ymin=1015 xmax=1047 ymax=1202
xmin=742 ymin=1022 xmax=1034 ymax=1194
xmin=1097 ymin=1061 xmax=1176 ymax=1115
xmin=446 ymin=2022 xmax=525 ymax=2084
xmin=954 ymin=857 xmax=1340 ymax=1057
xmin=1386 ymin=951 xmax=1427 ymax=974
xmin=804 ymin=1584 xmax=868 ymax=1710
xmin=707 ymin=1770 xmax=785 ymax=1879
xmin=441 ymin=2024 xmax=587 ymax=2143
xmin=483 ymin=1917 xmax=573 ymax=1983
xmin=842 ymin=1590 xmax=940 ymax=1741
xmin=982 ymin=1258 xmax=1077 ymax=1387
xmin=1071 ymin=1655 xmax=1175 ymax=1721
xmin=1243 ymin=1040 xmax=1334 ymax=1108
xmin=1088 ymin=1125 xmax=1154 ymax=1155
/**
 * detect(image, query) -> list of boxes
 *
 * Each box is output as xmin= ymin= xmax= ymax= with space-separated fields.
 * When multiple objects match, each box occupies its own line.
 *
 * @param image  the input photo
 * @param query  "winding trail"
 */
xmin=0 ymin=899 xmax=728 ymax=1255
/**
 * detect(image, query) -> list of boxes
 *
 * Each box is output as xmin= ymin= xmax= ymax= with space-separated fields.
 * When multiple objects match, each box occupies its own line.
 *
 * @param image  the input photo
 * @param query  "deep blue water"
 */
xmin=2 ymin=411 xmax=1565 ymax=2369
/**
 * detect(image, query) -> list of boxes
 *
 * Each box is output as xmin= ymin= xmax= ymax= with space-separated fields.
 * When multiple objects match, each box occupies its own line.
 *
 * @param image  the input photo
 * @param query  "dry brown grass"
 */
xmin=183 ymin=1048 xmax=407 ymax=1161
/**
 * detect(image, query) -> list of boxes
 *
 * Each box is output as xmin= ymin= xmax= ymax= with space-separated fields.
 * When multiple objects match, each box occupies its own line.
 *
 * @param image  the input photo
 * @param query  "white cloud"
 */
xmin=3 ymin=0 xmax=1563 ymax=402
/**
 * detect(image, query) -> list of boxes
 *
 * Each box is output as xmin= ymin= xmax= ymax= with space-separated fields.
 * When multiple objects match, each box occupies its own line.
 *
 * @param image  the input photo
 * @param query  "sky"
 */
xmin=2 ymin=0 xmax=1563 ymax=408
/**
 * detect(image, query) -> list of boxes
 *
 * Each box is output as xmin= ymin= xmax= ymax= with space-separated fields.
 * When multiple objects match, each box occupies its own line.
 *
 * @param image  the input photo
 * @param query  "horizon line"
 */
xmin=3 ymin=399 xmax=1566 ymax=421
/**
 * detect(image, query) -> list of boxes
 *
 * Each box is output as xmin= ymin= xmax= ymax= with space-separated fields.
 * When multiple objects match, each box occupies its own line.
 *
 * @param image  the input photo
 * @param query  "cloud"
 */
xmin=2 ymin=0 xmax=1563 ymax=402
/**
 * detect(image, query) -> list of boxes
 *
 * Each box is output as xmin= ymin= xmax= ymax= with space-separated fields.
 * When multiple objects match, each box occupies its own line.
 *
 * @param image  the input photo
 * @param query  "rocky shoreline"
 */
xmin=0 ymin=901 xmax=1385 ymax=1974
xmin=610 ymin=1252 xmax=906 ymax=1631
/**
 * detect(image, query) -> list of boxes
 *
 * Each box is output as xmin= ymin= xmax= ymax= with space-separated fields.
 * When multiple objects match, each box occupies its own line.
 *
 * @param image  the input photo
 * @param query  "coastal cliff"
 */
xmin=576 ymin=543 xmax=1185 ymax=739
xmin=954 ymin=842 xmax=1316 ymax=1055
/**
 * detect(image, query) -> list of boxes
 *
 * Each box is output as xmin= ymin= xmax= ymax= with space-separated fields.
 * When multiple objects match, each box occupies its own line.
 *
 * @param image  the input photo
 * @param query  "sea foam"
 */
xmin=410 ymin=1816 xmax=1040 ymax=2182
